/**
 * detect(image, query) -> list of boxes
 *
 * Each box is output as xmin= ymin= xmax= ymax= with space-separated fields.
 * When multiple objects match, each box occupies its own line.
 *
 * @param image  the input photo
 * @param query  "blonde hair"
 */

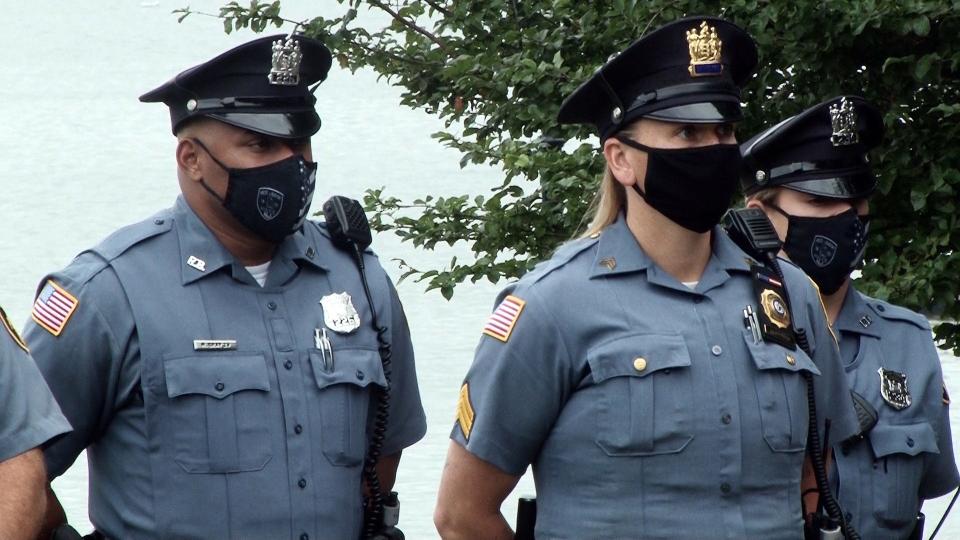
xmin=580 ymin=166 xmax=626 ymax=238
xmin=747 ymin=186 xmax=780 ymax=205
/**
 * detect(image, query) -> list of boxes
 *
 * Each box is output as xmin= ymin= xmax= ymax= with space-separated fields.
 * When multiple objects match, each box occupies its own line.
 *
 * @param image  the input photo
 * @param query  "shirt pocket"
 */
xmin=309 ymin=347 xmax=386 ymax=467
xmin=587 ymin=333 xmax=695 ymax=457
xmin=162 ymin=354 xmax=272 ymax=474
xmin=868 ymin=421 xmax=939 ymax=527
xmin=742 ymin=333 xmax=820 ymax=453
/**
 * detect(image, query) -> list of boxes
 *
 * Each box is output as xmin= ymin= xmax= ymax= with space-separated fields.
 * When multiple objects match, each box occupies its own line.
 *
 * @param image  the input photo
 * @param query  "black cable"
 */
xmin=767 ymin=254 xmax=860 ymax=540
xmin=929 ymin=487 xmax=960 ymax=539
xmin=352 ymin=244 xmax=394 ymax=540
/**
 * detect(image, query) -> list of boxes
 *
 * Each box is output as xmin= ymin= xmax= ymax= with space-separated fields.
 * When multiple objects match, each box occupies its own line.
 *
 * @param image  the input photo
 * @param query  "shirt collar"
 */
xmin=175 ymin=197 xmax=327 ymax=286
xmin=834 ymin=286 xmax=883 ymax=337
xmin=589 ymin=213 xmax=753 ymax=291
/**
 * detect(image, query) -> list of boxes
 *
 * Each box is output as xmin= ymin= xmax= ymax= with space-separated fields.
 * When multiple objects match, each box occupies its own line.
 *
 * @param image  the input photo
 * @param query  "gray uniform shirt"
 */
xmin=833 ymin=288 xmax=959 ymax=539
xmin=24 ymin=197 xmax=427 ymax=540
xmin=452 ymin=216 xmax=859 ymax=540
xmin=0 ymin=309 xmax=70 ymax=461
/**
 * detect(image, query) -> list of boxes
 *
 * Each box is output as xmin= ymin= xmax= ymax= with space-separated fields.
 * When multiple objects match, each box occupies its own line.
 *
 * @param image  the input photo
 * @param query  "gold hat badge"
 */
xmin=686 ymin=21 xmax=723 ymax=77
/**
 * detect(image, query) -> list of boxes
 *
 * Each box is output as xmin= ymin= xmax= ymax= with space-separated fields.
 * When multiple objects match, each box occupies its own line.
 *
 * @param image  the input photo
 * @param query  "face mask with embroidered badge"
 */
xmin=616 ymin=135 xmax=742 ymax=233
xmin=769 ymin=204 xmax=870 ymax=295
xmin=193 ymin=138 xmax=317 ymax=243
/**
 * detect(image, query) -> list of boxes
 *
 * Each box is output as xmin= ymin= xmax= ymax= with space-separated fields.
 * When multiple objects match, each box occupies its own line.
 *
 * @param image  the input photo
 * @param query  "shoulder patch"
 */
xmin=867 ymin=299 xmax=930 ymax=331
xmin=0 ymin=307 xmax=28 ymax=352
xmin=32 ymin=280 xmax=79 ymax=337
xmin=456 ymin=383 xmax=475 ymax=440
xmin=482 ymin=295 xmax=526 ymax=342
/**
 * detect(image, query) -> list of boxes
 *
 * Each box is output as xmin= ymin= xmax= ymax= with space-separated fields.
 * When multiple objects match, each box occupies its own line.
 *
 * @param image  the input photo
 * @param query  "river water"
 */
xmin=1 ymin=1 xmax=957 ymax=538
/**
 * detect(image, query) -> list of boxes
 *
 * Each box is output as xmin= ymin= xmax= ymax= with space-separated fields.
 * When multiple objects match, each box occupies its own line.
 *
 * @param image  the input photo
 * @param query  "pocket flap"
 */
xmin=588 ymin=333 xmax=692 ymax=383
xmin=164 ymin=354 xmax=270 ymax=399
xmin=869 ymin=421 xmax=939 ymax=458
xmin=742 ymin=334 xmax=821 ymax=376
xmin=310 ymin=348 xmax=387 ymax=390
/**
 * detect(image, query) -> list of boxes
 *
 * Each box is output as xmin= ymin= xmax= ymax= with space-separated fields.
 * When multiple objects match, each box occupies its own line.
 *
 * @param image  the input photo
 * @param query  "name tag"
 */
xmin=193 ymin=339 xmax=238 ymax=351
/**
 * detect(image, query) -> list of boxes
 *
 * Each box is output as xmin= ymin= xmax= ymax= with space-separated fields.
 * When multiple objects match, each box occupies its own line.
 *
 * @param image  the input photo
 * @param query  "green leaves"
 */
xmin=196 ymin=0 xmax=960 ymax=353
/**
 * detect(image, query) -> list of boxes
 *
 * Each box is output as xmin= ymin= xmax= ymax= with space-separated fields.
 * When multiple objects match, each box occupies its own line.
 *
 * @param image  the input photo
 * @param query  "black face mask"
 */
xmin=769 ymin=204 xmax=870 ymax=295
xmin=193 ymin=139 xmax=317 ymax=243
xmin=616 ymin=136 xmax=742 ymax=233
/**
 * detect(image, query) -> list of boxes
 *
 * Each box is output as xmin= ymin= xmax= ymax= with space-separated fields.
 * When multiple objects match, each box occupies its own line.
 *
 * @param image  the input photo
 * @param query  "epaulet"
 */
xmin=865 ymin=296 xmax=931 ymax=331
xmin=87 ymin=209 xmax=174 ymax=262
xmin=526 ymin=236 xmax=599 ymax=285
xmin=310 ymin=220 xmax=376 ymax=255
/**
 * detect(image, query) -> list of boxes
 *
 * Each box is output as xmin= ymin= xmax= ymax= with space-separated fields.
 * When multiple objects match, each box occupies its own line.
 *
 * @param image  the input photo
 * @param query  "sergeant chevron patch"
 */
xmin=456 ymin=383 xmax=475 ymax=440
xmin=0 ymin=307 xmax=28 ymax=352
xmin=482 ymin=295 xmax=526 ymax=342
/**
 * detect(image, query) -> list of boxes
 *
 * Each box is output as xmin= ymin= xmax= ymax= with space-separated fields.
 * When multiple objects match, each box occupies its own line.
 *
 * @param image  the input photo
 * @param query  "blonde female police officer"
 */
xmin=26 ymin=34 xmax=426 ymax=539
xmin=435 ymin=17 xmax=859 ymax=540
xmin=743 ymin=95 xmax=959 ymax=539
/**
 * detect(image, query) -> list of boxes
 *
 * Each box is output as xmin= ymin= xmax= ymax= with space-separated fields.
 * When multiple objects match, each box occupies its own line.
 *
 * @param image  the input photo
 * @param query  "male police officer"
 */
xmin=743 ymin=95 xmax=959 ymax=539
xmin=27 ymin=34 xmax=426 ymax=539
xmin=0 ymin=308 xmax=70 ymax=539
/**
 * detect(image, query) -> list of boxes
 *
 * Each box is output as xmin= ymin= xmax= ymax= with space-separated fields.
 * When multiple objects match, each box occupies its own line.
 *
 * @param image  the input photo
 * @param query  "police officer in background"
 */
xmin=435 ymin=17 xmax=859 ymax=539
xmin=743 ymin=95 xmax=959 ymax=539
xmin=0 ymin=308 xmax=70 ymax=539
xmin=28 ymin=34 xmax=426 ymax=539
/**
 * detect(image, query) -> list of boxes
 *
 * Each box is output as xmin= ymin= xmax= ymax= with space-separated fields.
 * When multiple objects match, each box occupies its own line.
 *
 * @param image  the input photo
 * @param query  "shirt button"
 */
xmin=721 ymin=414 xmax=732 ymax=425
xmin=300 ymin=535 xmax=309 ymax=540
xmin=267 ymin=301 xmax=277 ymax=310
xmin=694 ymin=297 xmax=703 ymax=304
xmin=306 ymin=247 xmax=315 ymax=259
xmin=876 ymin=304 xmax=886 ymax=312
xmin=786 ymin=354 xmax=796 ymax=366
xmin=154 ymin=218 xmax=165 ymax=225
xmin=720 ymin=483 xmax=731 ymax=494
xmin=906 ymin=437 xmax=915 ymax=447
xmin=356 ymin=370 xmax=365 ymax=381
xmin=633 ymin=357 xmax=647 ymax=372
xmin=298 ymin=478 xmax=307 ymax=489
xmin=294 ymin=424 xmax=303 ymax=435
xmin=215 ymin=382 xmax=225 ymax=392
xmin=711 ymin=345 xmax=723 ymax=356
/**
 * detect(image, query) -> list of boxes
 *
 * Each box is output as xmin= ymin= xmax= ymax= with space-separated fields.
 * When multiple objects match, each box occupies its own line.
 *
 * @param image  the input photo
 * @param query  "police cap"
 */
xmin=741 ymin=95 xmax=884 ymax=199
xmin=557 ymin=16 xmax=758 ymax=140
xmin=140 ymin=34 xmax=332 ymax=139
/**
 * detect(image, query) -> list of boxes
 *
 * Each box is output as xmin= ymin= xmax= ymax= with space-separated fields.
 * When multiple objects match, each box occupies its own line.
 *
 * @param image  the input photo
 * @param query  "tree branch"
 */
xmin=422 ymin=0 xmax=452 ymax=17
xmin=367 ymin=0 xmax=449 ymax=52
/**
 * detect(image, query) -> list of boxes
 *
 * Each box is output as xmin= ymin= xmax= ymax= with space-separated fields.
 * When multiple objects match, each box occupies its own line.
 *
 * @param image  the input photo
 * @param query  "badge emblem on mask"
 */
xmin=320 ymin=292 xmax=361 ymax=334
xmin=810 ymin=235 xmax=838 ymax=267
xmin=879 ymin=367 xmax=912 ymax=410
xmin=257 ymin=187 xmax=285 ymax=221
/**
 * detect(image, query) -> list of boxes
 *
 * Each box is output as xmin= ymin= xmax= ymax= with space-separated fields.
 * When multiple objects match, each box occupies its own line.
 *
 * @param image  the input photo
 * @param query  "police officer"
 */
xmin=0 ymin=307 xmax=70 ymax=539
xmin=743 ymin=95 xmax=959 ymax=539
xmin=27 ymin=34 xmax=426 ymax=539
xmin=434 ymin=17 xmax=859 ymax=539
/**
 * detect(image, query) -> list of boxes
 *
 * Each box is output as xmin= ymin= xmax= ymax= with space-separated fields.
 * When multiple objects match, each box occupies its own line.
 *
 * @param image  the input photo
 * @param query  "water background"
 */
xmin=1 ymin=2 xmax=956 ymax=538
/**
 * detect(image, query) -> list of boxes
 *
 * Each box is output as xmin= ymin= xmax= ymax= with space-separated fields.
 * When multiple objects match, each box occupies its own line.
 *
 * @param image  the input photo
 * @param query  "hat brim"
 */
xmin=783 ymin=173 xmax=877 ymax=199
xmin=206 ymin=111 xmax=321 ymax=139
xmin=642 ymin=100 xmax=743 ymax=124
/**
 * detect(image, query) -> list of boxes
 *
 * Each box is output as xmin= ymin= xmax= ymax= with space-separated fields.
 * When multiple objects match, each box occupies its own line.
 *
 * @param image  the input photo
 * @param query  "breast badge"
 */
xmin=751 ymin=266 xmax=796 ymax=349
xmin=878 ymin=367 xmax=911 ymax=410
xmin=320 ymin=292 xmax=361 ymax=334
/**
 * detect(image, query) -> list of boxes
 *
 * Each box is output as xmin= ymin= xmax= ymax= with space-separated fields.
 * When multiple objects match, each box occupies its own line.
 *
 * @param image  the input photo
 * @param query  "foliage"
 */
xmin=178 ymin=0 xmax=960 ymax=353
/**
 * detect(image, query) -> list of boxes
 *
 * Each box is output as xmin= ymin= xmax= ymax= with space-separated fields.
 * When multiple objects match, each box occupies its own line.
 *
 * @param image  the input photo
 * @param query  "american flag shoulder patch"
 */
xmin=482 ymin=294 xmax=526 ymax=342
xmin=32 ymin=280 xmax=79 ymax=337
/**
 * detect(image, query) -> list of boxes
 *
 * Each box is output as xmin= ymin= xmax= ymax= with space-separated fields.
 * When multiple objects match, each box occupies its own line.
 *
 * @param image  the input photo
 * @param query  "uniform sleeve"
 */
xmin=379 ymin=276 xmax=427 ymax=456
xmin=919 ymin=342 xmax=959 ymax=498
xmin=794 ymin=274 xmax=860 ymax=444
xmin=22 ymin=259 xmax=137 ymax=479
xmin=450 ymin=284 xmax=574 ymax=476
xmin=0 ymin=326 xmax=71 ymax=461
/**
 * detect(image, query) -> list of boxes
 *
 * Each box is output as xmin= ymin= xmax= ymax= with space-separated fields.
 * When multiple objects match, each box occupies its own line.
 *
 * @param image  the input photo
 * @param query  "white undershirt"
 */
xmin=246 ymin=261 xmax=272 ymax=287
xmin=682 ymin=281 xmax=699 ymax=290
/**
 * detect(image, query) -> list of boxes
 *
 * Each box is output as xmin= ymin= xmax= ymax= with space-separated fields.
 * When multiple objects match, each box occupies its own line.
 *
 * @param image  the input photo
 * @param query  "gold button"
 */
xmin=633 ymin=357 xmax=647 ymax=372
xmin=786 ymin=354 xmax=796 ymax=366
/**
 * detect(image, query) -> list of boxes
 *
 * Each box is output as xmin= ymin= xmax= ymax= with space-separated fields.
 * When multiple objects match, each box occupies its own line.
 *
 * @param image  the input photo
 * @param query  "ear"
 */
xmin=176 ymin=138 xmax=204 ymax=182
xmin=602 ymin=137 xmax=642 ymax=188
xmin=744 ymin=197 xmax=764 ymax=210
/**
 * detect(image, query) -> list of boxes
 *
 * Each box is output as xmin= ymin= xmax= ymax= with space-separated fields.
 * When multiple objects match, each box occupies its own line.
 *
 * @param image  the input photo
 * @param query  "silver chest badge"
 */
xmin=320 ymin=292 xmax=361 ymax=334
xmin=879 ymin=367 xmax=912 ymax=410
